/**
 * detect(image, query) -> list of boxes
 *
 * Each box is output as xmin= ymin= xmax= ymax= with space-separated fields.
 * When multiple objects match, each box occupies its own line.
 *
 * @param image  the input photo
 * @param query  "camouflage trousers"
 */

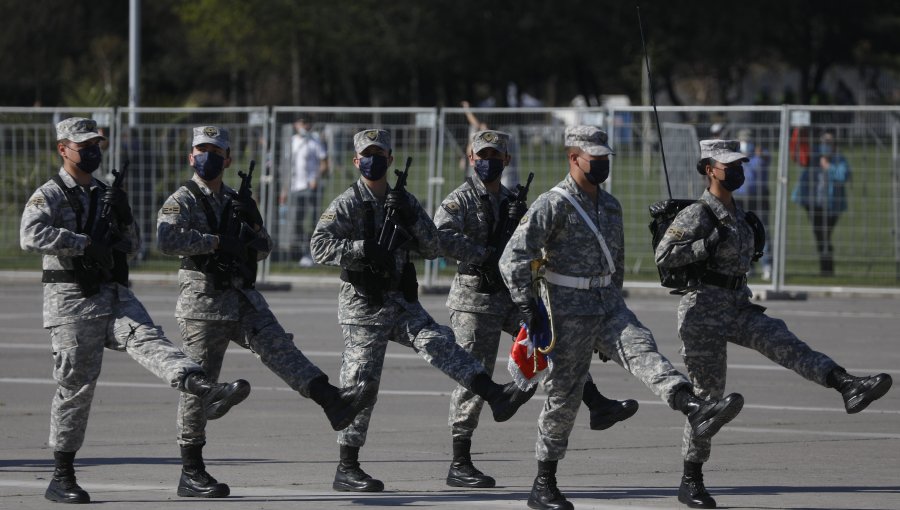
xmin=176 ymin=293 xmax=325 ymax=446
xmin=337 ymin=305 xmax=488 ymax=448
xmin=448 ymin=307 xmax=520 ymax=441
xmin=535 ymin=314 xmax=596 ymax=461
xmin=48 ymin=291 xmax=201 ymax=452
xmin=677 ymin=293 xmax=838 ymax=462
xmin=592 ymin=299 xmax=691 ymax=409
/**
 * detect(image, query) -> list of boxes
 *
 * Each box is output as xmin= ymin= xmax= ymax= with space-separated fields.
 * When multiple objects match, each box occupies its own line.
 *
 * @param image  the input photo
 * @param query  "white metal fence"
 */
xmin=2 ymin=105 xmax=898 ymax=292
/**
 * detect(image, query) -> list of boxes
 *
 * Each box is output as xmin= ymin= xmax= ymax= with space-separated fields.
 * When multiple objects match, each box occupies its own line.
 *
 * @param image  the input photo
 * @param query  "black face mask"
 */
xmin=72 ymin=144 xmax=102 ymax=173
xmin=358 ymin=154 xmax=389 ymax=180
xmin=715 ymin=165 xmax=745 ymax=191
xmin=473 ymin=158 xmax=504 ymax=183
xmin=192 ymin=151 xmax=226 ymax=181
xmin=583 ymin=158 xmax=610 ymax=185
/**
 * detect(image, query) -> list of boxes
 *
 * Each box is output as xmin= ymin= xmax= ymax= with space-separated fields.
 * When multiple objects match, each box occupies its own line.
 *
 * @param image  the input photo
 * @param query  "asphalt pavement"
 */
xmin=1 ymin=278 xmax=898 ymax=510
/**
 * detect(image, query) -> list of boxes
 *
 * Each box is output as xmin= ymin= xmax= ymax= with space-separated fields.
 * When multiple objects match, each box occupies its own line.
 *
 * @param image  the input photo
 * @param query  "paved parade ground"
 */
xmin=1 ymin=278 xmax=898 ymax=509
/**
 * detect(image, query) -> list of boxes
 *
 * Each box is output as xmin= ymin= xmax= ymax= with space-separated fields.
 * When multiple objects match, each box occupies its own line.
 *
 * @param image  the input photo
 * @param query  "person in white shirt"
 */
xmin=282 ymin=118 xmax=329 ymax=266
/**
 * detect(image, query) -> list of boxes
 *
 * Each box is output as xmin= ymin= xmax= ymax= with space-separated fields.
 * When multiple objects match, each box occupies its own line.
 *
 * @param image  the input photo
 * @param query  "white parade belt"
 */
xmin=542 ymin=269 xmax=611 ymax=290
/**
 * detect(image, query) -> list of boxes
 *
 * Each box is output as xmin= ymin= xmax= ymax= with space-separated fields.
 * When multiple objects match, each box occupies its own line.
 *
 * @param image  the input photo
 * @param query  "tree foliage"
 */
xmin=1 ymin=0 xmax=898 ymax=107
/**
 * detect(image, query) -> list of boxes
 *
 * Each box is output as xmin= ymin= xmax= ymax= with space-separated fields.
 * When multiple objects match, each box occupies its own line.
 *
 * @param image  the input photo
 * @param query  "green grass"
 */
xmin=3 ymin=143 xmax=897 ymax=287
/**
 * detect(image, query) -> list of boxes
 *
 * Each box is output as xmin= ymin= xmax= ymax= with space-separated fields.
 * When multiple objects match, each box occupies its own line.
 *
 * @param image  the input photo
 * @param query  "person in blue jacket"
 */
xmin=791 ymin=131 xmax=850 ymax=276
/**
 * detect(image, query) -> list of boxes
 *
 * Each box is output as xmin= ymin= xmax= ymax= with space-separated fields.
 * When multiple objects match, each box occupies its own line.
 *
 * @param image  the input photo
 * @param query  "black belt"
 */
xmin=42 ymin=269 xmax=77 ymax=283
xmin=701 ymin=271 xmax=747 ymax=290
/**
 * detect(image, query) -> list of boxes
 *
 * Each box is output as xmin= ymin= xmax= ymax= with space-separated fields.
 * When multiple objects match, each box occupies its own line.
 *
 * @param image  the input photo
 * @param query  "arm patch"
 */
xmin=666 ymin=227 xmax=685 ymax=240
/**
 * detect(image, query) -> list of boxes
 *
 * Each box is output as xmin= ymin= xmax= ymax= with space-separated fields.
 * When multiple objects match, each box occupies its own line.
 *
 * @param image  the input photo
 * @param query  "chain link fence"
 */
xmin=2 ymin=105 xmax=898 ymax=292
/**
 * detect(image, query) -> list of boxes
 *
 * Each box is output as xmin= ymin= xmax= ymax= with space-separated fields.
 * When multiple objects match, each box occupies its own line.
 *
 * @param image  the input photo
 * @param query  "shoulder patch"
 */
xmin=519 ymin=214 xmax=528 ymax=225
xmin=161 ymin=203 xmax=181 ymax=215
xmin=27 ymin=196 xmax=46 ymax=207
xmin=666 ymin=227 xmax=685 ymax=240
xmin=444 ymin=201 xmax=460 ymax=212
xmin=320 ymin=212 xmax=336 ymax=222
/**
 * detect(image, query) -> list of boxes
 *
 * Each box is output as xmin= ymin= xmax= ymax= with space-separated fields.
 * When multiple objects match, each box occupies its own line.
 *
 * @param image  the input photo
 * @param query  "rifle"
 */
xmin=216 ymin=160 xmax=267 ymax=283
xmin=502 ymin=171 xmax=534 ymax=239
xmin=81 ymin=161 xmax=131 ymax=286
xmin=476 ymin=171 xmax=535 ymax=293
xmin=377 ymin=156 xmax=413 ymax=252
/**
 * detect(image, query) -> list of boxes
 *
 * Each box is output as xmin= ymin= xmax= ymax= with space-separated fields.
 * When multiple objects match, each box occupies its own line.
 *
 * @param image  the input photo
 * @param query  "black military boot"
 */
xmin=674 ymin=388 xmax=744 ymax=441
xmin=581 ymin=380 xmax=639 ymax=431
xmin=183 ymin=372 xmax=251 ymax=420
xmin=826 ymin=367 xmax=892 ymax=414
xmin=446 ymin=438 xmax=496 ymax=488
xmin=332 ymin=445 xmax=384 ymax=492
xmin=45 ymin=451 xmax=90 ymax=504
xmin=309 ymin=376 xmax=378 ymax=431
xmin=527 ymin=460 xmax=573 ymax=510
xmin=470 ymin=373 xmax=536 ymax=422
xmin=678 ymin=461 xmax=716 ymax=508
xmin=177 ymin=444 xmax=230 ymax=498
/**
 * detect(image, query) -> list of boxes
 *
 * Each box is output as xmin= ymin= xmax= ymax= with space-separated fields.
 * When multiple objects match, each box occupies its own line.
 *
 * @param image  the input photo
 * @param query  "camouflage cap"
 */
xmin=471 ymin=130 xmax=511 ymax=155
xmin=699 ymin=139 xmax=749 ymax=164
xmin=192 ymin=126 xmax=230 ymax=150
xmin=353 ymin=129 xmax=391 ymax=154
xmin=56 ymin=117 xmax=106 ymax=143
xmin=564 ymin=125 xmax=614 ymax=156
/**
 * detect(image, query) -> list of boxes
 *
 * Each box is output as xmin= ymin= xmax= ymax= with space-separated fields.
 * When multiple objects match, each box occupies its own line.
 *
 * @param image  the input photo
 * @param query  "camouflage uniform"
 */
xmin=21 ymin=168 xmax=202 ymax=452
xmin=435 ymin=172 xmax=521 ymax=440
xmin=158 ymin=174 xmax=325 ymax=447
xmin=311 ymin=177 xmax=489 ymax=448
xmin=656 ymin=188 xmax=838 ymax=463
xmin=500 ymin=173 xmax=691 ymax=461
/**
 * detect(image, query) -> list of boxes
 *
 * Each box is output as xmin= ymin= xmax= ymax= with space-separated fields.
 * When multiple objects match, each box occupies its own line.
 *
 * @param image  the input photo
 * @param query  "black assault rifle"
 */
xmin=80 ymin=161 xmax=132 ymax=289
xmin=377 ymin=156 xmax=414 ymax=253
xmin=216 ymin=160 xmax=268 ymax=284
xmin=475 ymin=171 xmax=534 ymax=293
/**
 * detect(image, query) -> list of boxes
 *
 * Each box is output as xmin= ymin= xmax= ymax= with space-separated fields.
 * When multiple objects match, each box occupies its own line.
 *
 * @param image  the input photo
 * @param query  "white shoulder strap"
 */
xmin=550 ymin=187 xmax=615 ymax=275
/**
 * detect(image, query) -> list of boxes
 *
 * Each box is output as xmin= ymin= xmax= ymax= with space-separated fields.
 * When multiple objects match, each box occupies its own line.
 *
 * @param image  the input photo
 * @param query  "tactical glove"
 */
xmin=594 ymin=349 xmax=611 ymax=362
xmin=648 ymin=199 xmax=677 ymax=218
xmin=103 ymin=187 xmax=134 ymax=225
xmin=385 ymin=190 xmax=415 ymax=227
xmin=232 ymin=197 xmax=263 ymax=227
xmin=519 ymin=298 xmax=546 ymax=335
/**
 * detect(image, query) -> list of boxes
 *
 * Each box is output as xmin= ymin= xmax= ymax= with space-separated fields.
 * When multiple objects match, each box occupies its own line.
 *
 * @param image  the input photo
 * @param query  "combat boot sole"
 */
xmin=205 ymin=379 xmax=251 ymax=420
xmin=845 ymin=373 xmax=892 ymax=414
xmin=690 ymin=394 xmax=743 ymax=441
xmin=590 ymin=399 xmax=639 ymax=430
xmin=491 ymin=383 xmax=537 ymax=422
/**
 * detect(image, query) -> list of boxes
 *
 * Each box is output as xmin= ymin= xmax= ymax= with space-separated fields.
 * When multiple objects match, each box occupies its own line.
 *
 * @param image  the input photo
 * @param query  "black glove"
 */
xmin=216 ymin=235 xmax=246 ymax=259
xmin=505 ymin=200 xmax=528 ymax=225
xmin=104 ymin=187 xmax=133 ymax=225
xmin=232 ymin=197 xmax=263 ymax=227
xmin=594 ymin=348 xmax=611 ymax=362
xmin=385 ymin=190 xmax=415 ymax=227
xmin=363 ymin=239 xmax=394 ymax=273
xmin=83 ymin=240 xmax=114 ymax=269
xmin=648 ymin=199 xmax=676 ymax=218
xmin=519 ymin=299 xmax=546 ymax=334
